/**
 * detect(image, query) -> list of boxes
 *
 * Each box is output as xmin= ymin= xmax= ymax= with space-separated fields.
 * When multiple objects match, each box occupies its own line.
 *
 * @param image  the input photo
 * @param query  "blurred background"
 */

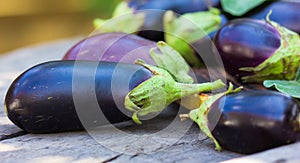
xmin=0 ymin=0 xmax=119 ymax=54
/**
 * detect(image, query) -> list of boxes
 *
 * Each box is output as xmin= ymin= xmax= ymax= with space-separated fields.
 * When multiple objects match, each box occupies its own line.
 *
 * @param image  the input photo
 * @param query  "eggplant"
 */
xmin=94 ymin=0 xmax=220 ymax=41
xmin=128 ymin=0 xmax=220 ymax=14
xmin=63 ymin=32 xmax=156 ymax=65
xmin=5 ymin=60 xmax=225 ymax=133
xmin=182 ymin=87 xmax=300 ymax=154
xmin=247 ymin=0 xmax=300 ymax=34
xmin=93 ymin=1 xmax=226 ymax=67
xmin=214 ymin=18 xmax=300 ymax=83
xmin=214 ymin=18 xmax=280 ymax=76
xmin=4 ymin=61 xmax=153 ymax=133
xmin=130 ymin=0 xmax=221 ymax=41
xmin=128 ymin=0 xmax=220 ymax=41
xmin=207 ymin=90 xmax=300 ymax=154
xmin=63 ymin=34 xmax=197 ymax=84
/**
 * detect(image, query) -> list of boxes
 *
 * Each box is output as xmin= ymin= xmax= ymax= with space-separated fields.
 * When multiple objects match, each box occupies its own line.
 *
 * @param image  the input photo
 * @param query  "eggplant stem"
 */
xmin=266 ymin=10 xmax=273 ymax=22
xmin=176 ymin=79 xmax=226 ymax=98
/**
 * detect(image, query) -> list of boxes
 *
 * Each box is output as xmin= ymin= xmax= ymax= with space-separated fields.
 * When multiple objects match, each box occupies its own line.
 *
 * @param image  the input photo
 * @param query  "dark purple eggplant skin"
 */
xmin=207 ymin=90 xmax=300 ymax=154
xmin=128 ymin=0 xmax=221 ymax=41
xmin=5 ymin=61 xmax=154 ymax=133
xmin=213 ymin=18 xmax=281 ymax=78
xmin=63 ymin=32 xmax=156 ymax=65
xmin=246 ymin=0 xmax=300 ymax=34
xmin=129 ymin=0 xmax=220 ymax=14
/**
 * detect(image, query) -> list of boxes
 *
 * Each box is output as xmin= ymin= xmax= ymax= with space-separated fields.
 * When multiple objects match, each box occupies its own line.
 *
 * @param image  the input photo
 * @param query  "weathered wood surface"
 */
xmin=0 ymin=38 xmax=298 ymax=163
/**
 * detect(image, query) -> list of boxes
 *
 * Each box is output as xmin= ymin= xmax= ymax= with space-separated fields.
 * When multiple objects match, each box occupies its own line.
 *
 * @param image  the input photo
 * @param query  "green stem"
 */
xmin=176 ymin=79 xmax=225 ymax=98
xmin=124 ymin=62 xmax=226 ymax=124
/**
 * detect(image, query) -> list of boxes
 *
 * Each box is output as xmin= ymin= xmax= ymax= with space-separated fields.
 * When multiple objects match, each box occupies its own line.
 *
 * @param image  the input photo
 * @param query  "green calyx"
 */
xmin=93 ymin=1 xmax=145 ymax=34
xmin=180 ymin=83 xmax=242 ymax=151
xmin=240 ymin=13 xmax=300 ymax=83
xmin=124 ymin=60 xmax=226 ymax=124
xmin=164 ymin=8 xmax=222 ymax=67
xmin=150 ymin=41 xmax=194 ymax=84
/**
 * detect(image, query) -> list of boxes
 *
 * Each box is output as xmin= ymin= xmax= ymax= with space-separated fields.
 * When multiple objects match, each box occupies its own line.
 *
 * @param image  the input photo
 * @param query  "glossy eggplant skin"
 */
xmin=63 ymin=32 xmax=156 ymax=64
xmin=128 ymin=0 xmax=220 ymax=41
xmin=129 ymin=0 xmax=220 ymax=14
xmin=208 ymin=91 xmax=300 ymax=154
xmin=213 ymin=18 xmax=281 ymax=78
xmin=5 ymin=61 xmax=153 ymax=133
xmin=247 ymin=0 xmax=300 ymax=34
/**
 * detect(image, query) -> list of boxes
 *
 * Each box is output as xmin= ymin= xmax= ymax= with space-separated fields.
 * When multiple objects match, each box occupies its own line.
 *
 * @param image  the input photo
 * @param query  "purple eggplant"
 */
xmin=4 ymin=61 xmax=152 ymax=133
xmin=63 ymin=33 xmax=197 ymax=84
xmin=128 ymin=0 xmax=220 ymax=14
xmin=5 ymin=60 xmax=225 ymax=133
xmin=129 ymin=0 xmax=221 ymax=41
xmin=247 ymin=0 xmax=300 ymax=34
xmin=181 ymin=86 xmax=300 ymax=154
xmin=94 ymin=0 xmax=220 ymax=41
xmin=214 ymin=18 xmax=300 ymax=83
xmin=214 ymin=18 xmax=281 ymax=76
xmin=63 ymin=32 xmax=156 ymax=65
xmin=93 ymin=1 xmax=226 ymax=67
xmin=208 ymin=90 xmax=300 ymax=154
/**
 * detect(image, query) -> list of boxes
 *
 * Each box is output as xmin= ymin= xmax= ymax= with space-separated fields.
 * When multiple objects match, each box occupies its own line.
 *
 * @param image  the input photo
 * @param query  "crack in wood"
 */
xmin=102 ymin=154 xmax=123 ymax=163
xmin=129 ymin=153 xmax=139 ymax=159
xmin=0 ymin=130 xmax=28 ymax=141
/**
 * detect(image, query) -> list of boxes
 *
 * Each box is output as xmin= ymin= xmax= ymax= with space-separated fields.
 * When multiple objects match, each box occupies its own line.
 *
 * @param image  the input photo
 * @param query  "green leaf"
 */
xmin=263 ymin=80 xmax=300 ymax=98
xmin=150 ymin=41 xmax=194 ymax=84
xmin=164 ymin=8 xmax=222 ymax=67
xmin=221 ymin=0 xmax=265 ymax=16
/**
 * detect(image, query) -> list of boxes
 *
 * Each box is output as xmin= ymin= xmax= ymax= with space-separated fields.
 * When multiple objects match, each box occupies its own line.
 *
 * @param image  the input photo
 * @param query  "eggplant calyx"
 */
xmin=164 ymin=8 xmax=222 ymax=67
xmin=93 ymin=1 xmax=145 ymax=34
xmin=180 ymin=83 xmax=242 ymax=151
xmin=150 ymin=41 xmax=202 ymax=110
xmin=124 ymin=61 xmax=226 ymax=124
xmin=240 ymin=14 xmax=300 ymax=83
xmin=150 ymin=41 xmax=194 ymax=84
